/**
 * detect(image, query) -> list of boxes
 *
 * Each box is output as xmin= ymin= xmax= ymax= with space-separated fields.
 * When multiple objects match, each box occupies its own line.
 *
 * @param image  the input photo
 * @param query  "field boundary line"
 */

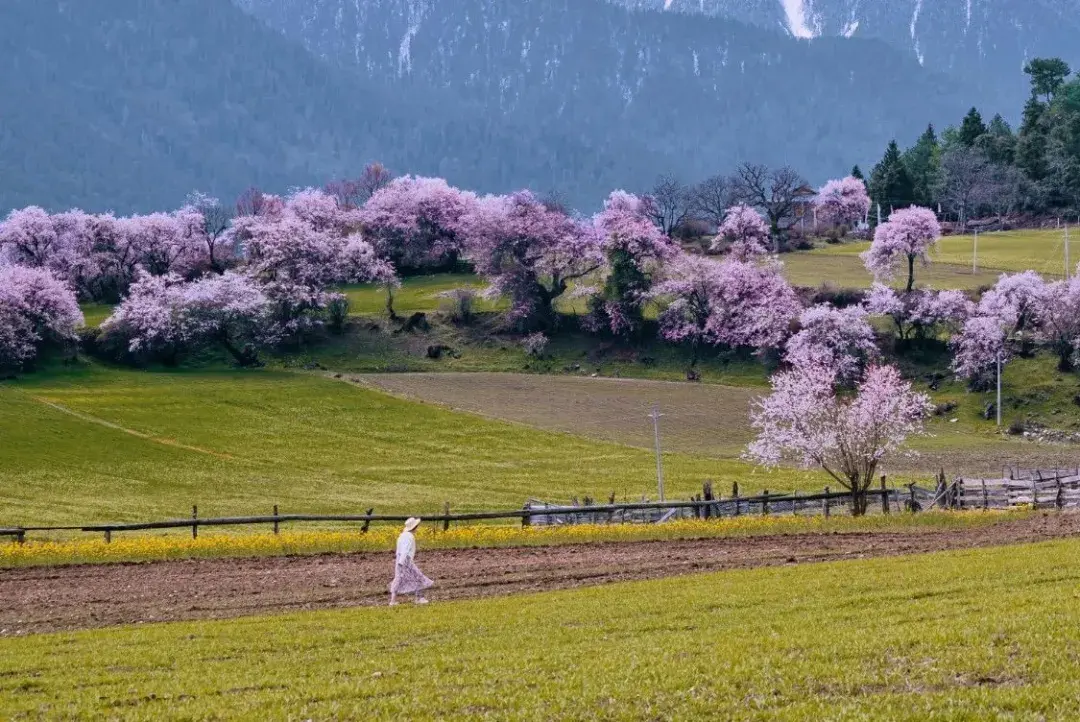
xmin=21 ymin=393 xmax=235 ymax=461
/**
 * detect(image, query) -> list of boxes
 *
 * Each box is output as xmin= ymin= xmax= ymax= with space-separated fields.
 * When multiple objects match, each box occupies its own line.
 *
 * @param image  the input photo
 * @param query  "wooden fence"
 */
xmin=0 ymin=482 xmax=910 ymax=544
xmin=943 ymin=468 xmax=1080 ymax=511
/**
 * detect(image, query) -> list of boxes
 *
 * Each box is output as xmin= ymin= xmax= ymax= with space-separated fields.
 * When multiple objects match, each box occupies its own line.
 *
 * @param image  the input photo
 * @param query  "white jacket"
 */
xmin=395 ymin=531 xmax=416 ymax=565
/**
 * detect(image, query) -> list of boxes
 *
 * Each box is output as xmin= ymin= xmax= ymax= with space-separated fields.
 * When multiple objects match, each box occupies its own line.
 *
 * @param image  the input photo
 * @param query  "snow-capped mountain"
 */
xmin=620 ymin=0 xmax=1080 ymax=107
xmin=235 ymin=0 xmax=966 ymax=202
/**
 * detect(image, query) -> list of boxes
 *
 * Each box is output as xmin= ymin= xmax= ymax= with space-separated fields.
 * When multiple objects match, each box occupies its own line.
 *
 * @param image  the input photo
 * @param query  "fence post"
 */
xmin=104 ymin=529 xmax=111 ymax=544
xmin=823 ymin=487 xmax=830 ymax=519
xmin=703 ymin=481 xmax=714 ymax=520
xmin=522 ymin=502 xmax=531 ymax=528
xmin=908 ymin=484 xmax=917 ymax=513
xmin=762 ymin=490 xmax=769 ymax=516
xmin=957 ymin=479 xmax=965 ymax=510
xmin=1057 ymin=481 xmax=1064 ymax=510
xmin=273 ymin=504 xmax=279 ymax=535
xmin=982 ymin=479 xmax=988 ymax=510
xmin=792 ymin=490 xmax=799 ymax=516
xmin=443 ymin=502 xmax=450 ymax=532
xmin=16 ymin=530 xmax=25 ymax=544
xmin=733 ymin=482 xmax=741 ymax=517
xmin=361 ymin=508 xmax=374 ymax=533
xmin=881 ymin=476 xmax=889 ymax=515
xmin=192 ymin=505 xmax=198 ymax=540
xmin=1032 ymin=478 xmax=1039 ymax=508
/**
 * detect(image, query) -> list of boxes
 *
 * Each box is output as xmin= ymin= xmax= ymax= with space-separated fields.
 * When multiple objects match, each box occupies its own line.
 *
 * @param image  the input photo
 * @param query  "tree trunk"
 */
xmin=385 ymin=284 xmax=397 ymax=320
xmin=906 ymin=254 xmax=916 ymax=292
xmin=219 ymin=332 xmax=260 ymax=367
xmin=850 ymin=488 xmax=869 ymax=516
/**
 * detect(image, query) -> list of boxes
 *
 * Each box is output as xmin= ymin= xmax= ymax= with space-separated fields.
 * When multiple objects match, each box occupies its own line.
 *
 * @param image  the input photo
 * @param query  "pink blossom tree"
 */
xmin=977 ymin=271 xmax=1047 ymax=342
xmin=784 ymin=304 xmax=878 ymax=383
xmin=815 ymin=176 xmax=870 ymax=231
xmin=0 ymin=207 xmax=59 ymax=268
xmin=238 ymin=191 xmax=395 ymax=336
xmin=101 ymin=271 xmax=274 ymax=366
xmin=865 ymin=284 xmax=973 ymax=341
xmin=463 ymin=191 xmax=603 ymax=330
xmin=0 ymin=207 xmax=98 ymax=297
xmin=1036 ymin=276 xmax=1080 ymax=370
xmin=950 ymin=314 xmax=1008 ymax=389
xmin=653 ymin=253 xmax=800 ymax=365
xmin=711 ymin=204 xmax=770 ymax=260
xmin=746 ymin=363 xmax=932 ymax=515
xmin=360 ymin=176 xmax=477 ymax=273
xmin=0 ymin=264 xmax=84 ymax=370
xmin=586 ymin=191 xmax=676 ymax=337
xmin=860 ymin=206 xmax=941 ymax=291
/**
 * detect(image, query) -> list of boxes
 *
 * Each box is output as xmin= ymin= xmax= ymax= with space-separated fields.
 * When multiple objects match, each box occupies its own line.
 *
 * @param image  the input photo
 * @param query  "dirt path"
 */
xmin=4 ymin=514 xmax=1079 ymax=636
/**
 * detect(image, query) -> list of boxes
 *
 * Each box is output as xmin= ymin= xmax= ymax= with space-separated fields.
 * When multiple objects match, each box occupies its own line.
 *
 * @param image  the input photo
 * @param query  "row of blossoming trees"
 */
xmin=4 ymin=171 xmax=1080 ymax=512
xmin=2 ymin=172 xmax=1080 ymax=380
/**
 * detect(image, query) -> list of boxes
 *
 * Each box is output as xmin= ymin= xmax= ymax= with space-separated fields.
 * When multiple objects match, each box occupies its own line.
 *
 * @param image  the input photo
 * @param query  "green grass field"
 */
xmin=785 ymin=227 xmax=1074 ymax=290
xmin=5 ymin=538 xmax=1080 ymax=719
xmin=0 ymin=365 xmax=832 ymax=527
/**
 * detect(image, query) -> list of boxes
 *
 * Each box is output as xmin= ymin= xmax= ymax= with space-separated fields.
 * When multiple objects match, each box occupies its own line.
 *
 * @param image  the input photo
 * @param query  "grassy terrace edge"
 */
xmin=0 ymin=510 xmax=1022 ymax=568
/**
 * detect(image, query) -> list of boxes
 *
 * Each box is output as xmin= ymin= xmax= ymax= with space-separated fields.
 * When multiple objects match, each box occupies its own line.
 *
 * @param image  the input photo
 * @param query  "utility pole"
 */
xmin=996 ymin=352 xmax=1002 ymax=428
xmin=649 ymin=405 xmax=665 ymax=501
xmin=972 ymin=227 xmax=979 ymax=274
xmin=1066 ymin=224 xmax=1071 ymax=279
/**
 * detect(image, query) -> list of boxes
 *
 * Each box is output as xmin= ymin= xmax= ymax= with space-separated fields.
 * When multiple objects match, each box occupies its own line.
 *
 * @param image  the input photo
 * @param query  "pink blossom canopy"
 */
xmin=784 ymin=304 xmax=877 ymax=383
xmin=747 ymin=363 xmax=932 ymax=495
xmin=712 ymin=204 xmax=770 ymax=260
xmin=815 ymin=176 xmax=870 ymax=228
xmin=860 ymin=206 xmax=941 ymax=290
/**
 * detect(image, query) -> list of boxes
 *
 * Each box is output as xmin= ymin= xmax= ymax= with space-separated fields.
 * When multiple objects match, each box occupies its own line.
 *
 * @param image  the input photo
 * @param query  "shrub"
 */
xmin=326 ymin=296 xmax=350 ymax=335
xmin=521 ymin=332 xmax=549 ymax=358
xmin=438 ymin=288 xmax=477 ymax=324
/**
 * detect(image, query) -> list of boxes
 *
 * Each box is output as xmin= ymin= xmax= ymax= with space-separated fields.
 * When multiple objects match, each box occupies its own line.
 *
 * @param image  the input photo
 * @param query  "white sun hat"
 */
xmin=404 ymin=517 xmax=422 ymax=532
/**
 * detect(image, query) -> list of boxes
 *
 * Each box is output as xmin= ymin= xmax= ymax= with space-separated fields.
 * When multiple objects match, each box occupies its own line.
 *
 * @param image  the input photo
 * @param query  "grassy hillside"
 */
xmin=0 ymin=366 xmax=832 ymax=527
xmin=6 ymin=538 xmax=1080 ymax=718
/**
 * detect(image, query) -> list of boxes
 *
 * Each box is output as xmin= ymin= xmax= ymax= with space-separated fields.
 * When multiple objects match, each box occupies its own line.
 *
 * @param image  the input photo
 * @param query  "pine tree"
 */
xmin=869 ymin=140 xmax=915 ymax=212
xmin=851 ymin=165 xmax=864 ymax=180
xmin=902 ymin=124 xmax=940 ymax=207
xmin=1024 ymin=58 xmax=1072 ymax=103
xmin=1016 ymin=96 xmax=1050 ymax=181
xmin=958 ymin=107 xmax=988 ymax=147
xmin=977 ymin=114 xmax=1017 ymax=166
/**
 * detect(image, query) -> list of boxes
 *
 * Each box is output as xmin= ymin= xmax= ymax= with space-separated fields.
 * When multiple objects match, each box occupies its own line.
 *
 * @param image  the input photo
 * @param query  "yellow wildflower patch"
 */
xmin=0 ymin=510 xmax=1017 ymax=569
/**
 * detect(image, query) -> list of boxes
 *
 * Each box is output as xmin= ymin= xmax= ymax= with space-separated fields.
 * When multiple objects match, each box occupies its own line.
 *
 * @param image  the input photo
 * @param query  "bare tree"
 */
xmin=186 ymin=191 xmax=232 ymax=272
xmin=647 ymin=174 xmax=693 ymax=236
xmin=690 ymin=174 xmax=732 ymax=230
xmin=326 ymin=162 xmax=395 ymax=209
xmin=730 ymin=163 xmax=808 ymax=251
xmin=235 ymin=187 xmax=268 ymax=218
xmin=983 ymin=163 xmax=1028 ymax=220
xmin=936 ymin=148 xmax=991 ymax=231
xmin=357 ymin=162 xmax=394 ymax=201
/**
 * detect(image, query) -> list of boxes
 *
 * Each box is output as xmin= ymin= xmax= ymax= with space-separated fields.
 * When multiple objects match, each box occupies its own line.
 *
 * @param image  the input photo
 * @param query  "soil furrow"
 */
xmin=2 ymin=513 xmax=1078 ymax=636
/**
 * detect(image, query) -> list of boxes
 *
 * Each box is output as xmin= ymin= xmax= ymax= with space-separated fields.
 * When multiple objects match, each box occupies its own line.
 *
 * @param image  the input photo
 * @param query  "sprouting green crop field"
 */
xmin=5 ymin=538 xmax=1080 ymax=720
xmin=0 ymin=365 xmax=840 ymax=527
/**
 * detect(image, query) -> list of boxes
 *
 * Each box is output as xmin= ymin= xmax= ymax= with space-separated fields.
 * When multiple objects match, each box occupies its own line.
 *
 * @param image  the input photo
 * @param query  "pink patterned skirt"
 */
xmin=389 ymin=560 xmax=434 ymax=596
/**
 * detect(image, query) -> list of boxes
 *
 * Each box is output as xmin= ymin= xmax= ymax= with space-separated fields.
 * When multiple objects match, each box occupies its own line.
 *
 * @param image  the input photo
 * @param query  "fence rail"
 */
xmin=1 ymin=485 xmax=905 ymax=544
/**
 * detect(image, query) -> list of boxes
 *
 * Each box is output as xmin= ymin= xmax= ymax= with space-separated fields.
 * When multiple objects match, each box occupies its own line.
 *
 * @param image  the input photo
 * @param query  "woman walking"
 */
xmin=389 ymin=517 xmax=434 ymax=605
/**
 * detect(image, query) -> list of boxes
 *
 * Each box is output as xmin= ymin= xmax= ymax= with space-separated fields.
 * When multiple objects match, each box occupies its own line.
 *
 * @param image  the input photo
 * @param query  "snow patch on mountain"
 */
xmin=781 ymin=0 xmax=819 ymax=38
